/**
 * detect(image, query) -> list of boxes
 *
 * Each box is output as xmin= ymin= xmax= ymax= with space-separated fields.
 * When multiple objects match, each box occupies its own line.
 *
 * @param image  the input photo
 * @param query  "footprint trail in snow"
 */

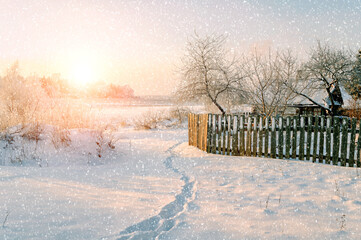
xmin=116 ymin=142 xmax=197 ymax=240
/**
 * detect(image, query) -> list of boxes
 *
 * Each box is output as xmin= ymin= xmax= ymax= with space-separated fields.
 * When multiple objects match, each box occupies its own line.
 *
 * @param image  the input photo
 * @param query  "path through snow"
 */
xmin=116 ymin=142 xmax=197 ymax=240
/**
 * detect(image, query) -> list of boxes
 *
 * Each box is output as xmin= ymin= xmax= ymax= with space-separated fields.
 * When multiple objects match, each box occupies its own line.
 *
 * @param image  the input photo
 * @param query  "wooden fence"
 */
xmin=188 ymin=113 xmax=361 ymax=168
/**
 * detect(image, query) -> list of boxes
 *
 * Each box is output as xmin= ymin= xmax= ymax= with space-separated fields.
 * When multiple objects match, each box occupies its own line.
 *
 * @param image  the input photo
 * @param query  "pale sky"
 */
xmin=0 ymin=0 xmax=360 ymax=95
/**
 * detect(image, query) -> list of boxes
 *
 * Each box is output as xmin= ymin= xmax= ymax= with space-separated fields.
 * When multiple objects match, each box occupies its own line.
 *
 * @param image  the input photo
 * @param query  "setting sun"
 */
xmin=71 ymin=63 xmax=95 ymax=86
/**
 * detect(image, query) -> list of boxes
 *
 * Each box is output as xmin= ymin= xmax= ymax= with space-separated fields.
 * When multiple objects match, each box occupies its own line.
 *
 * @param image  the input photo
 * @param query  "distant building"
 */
xmin=286 ymin=84 xmax=352 ymax=116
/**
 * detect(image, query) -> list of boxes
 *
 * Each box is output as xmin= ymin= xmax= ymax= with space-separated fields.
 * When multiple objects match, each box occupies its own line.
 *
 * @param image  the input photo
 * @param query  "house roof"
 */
xmin=290 ymin=85 xmax=353 ymax=108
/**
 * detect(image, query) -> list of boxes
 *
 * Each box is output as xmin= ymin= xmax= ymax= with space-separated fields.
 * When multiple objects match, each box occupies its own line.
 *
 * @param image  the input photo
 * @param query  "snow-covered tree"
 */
xmin=345 ymin=49 xmax=361 ymax=100
xmin=243 ymin=49 xmax=303 ymax=117
xmin=287 ymin=42 xmax=353 ymax=116
xmin=176 ymin=33 xmax=246 ymax=115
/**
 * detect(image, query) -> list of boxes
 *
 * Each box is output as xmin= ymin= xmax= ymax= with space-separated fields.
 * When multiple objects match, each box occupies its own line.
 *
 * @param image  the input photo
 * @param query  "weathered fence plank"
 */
xmin=253 ymin=117 xmax=258 ymax=157
xmin=332 ymin=118 xmax=340 ymax=165
xmin=258 ymin=116 xmax=263 ymax=157
xmin=271 ymin=117 xmax=277 ymax=159
xmin=217 ymin=115 xmax=222 ymax=154
xmin=326 ymin=117 xmax=332 ymax=164
xmin=285 ymin=117 xmax=291 ymax=159
xmin=231 ymin=116 xmax=237 ymax=156
xmin=226 ymin=115 xmax=230 ymax=155
xmin=240 ymin=115 xmax=245 ymax=156
xmin=306 ymin=116 xmax=312 ymax=161
xmin=357 ymin=120 xmax=361 ymax=167
xmin=246 ymin=117 xmax=252 ymax=156
xmin=349 ymin=118 xmax=357 ymax=167
xmin=292 ymin=117 xmax=297 ymax=159
xmin=299 ymin=116 xmax=305 ymax=160
xmin=340 ymin=118 xmax=348 ymax=166
xmin=264 ymin=117 xmax=269 ymax=158
xmin=312 ymin=116 xmax=319 ymax=162
xmin=278 ymin=117 xmax=284 ymax=159
xmin=319 ymin=117 xmax=325 ymax=163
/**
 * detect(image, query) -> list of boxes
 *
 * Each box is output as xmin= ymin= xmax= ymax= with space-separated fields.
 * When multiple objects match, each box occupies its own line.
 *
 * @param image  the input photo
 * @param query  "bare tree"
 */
xmin=176 ymin=33 xmax=245 ymax=115
xmin=345 ymin=49 xmax=361 ymax=100
xmin=243 ymin=49 xmax=302 ymax=117
xmin=287 ymin=41 xmax=353 ymax=116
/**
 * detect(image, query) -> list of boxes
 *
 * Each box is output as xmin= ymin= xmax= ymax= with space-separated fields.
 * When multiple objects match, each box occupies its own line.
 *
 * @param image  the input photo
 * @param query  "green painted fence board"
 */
xmin=271 ymin=117 xmax=277 ymax=159
xmin=246 ymin=117 xmax=252 ymax=156
xmin=299 ymin=116 xmax=305 ymax=160
xmin=326 ymin=117 xmax=332 ymax=164
xmin=357 ymin=120 xmax=361 ymax=167
xmin=292 ymin=117 xmax=298 ymax=159
xmin=231 ymin=116 xmax=237 ymax=156
xmin=222 ymin=115 xmax=227 ymax=155
xmin=348 ymin=118 xmax=357 ymax=167
xmin=227 ymin=115 xmax=231 ymax=155
xmin=285 ymin=117 xmax=291 ymax=159
xmin=278 ymin=117 xmax=284 ymax=159
xmin=306 ymin=116 xmax=312 ymax=161
xmin=240 ymin=116 xmax=245 ymax=156
xmin=217 ymin=115 xmax=222 ymax=154
xmin=319 ymin=117 xmax=325 ymax=163
xmin=253 ymin=117 xmax=258 ymax=157
xmin=332 ymin=117 xmax=340 ymax=165
xmin=264 ymin=117 xmax=269 ymax=158
xmin=340 ymin=118 xmax=349 ymax=166
xmin=312 ymin=116 xmax=319 ymax=162
xmin=258 ymin=116 xmax=264 ymax=157
xmin=206 ymin=114 xmax=212 ymax=153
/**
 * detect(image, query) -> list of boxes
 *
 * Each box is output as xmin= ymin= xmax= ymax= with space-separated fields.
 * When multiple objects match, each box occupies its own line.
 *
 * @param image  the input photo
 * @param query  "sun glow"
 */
xmin=71 ymin=63 xmax=95 ymax=86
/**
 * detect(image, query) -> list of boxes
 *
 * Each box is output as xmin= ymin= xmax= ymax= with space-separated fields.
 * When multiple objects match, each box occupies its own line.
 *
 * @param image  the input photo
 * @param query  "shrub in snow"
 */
xmin=93 ymin=126 xmax=118 ymax=159
xmin=0 ymin=62 xmax=49 ymax=129
xmin=133 ymin=107 xmax=190 ymax=130
xmin=51 ymin=127 xmax=71 ymax=150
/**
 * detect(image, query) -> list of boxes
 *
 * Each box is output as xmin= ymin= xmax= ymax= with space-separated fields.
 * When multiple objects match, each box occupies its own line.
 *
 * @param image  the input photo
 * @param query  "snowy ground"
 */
xmin=1 ymin=102 xmax=361 ymax=239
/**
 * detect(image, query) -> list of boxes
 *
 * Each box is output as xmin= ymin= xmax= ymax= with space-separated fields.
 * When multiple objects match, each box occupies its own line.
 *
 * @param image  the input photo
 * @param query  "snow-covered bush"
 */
xmin=133 ymin=107 xmax=190 ymax=130
xmin=51 ymin=126 xmax=71 ymax=150
xmin=0 ymin=62 xmax=49 ymax=130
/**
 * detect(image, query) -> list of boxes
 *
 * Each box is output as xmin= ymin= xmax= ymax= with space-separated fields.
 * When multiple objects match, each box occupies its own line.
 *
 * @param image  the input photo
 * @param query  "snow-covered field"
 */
xmin=1 ymin=102 xmax=361 ymax=239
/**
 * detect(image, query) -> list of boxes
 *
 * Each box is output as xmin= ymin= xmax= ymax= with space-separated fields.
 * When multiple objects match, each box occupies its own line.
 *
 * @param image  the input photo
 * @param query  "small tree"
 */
xmin=287 ymin=42 xmax=353 ymax=116
xmin=176 ymin=34 xmax=245 ymax=114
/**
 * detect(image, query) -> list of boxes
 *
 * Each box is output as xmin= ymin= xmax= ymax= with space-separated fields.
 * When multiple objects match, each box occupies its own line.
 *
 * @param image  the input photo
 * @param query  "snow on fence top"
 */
xmin=188 ymin=113 xmax=361 ymax=168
